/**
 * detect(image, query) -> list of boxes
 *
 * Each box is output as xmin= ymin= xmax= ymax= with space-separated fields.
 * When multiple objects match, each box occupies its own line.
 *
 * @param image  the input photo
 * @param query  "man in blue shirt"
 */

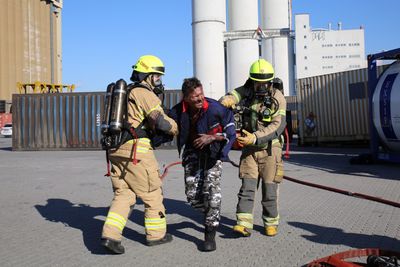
xmin=169 ymin=77 xmax=236 ymax=252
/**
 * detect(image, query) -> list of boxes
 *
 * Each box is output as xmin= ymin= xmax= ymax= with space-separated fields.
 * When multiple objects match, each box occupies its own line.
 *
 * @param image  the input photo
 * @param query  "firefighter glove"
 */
xmin=220 ymin=96 xmax=236 ymax=109
xmin=237 ymin=129 xmax=256 ymax=146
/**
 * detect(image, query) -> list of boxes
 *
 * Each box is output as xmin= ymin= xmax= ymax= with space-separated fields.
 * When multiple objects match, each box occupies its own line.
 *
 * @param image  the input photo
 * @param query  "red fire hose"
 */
xmin=160 ymin=162 xmax=400 ymax=209
xmin=160 ymin=161 xmax=182 ymax=180
xmin=283 ymin=175 xmax=400 ymax=208
xmin=307 ymin=248 xmax=400 ymax=267
xmin=160 ymin=162 xmax=400 ymax=267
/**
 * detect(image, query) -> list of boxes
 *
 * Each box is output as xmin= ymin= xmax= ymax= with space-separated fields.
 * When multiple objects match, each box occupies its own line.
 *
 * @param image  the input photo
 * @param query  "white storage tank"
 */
xmin=192 ymin=0 xmax=226 ymax=99
xmin=372 ymin=61 xmax=400 ymax=152
xmin=226 ymin=0 xmax=259 ymax=91
xmin=260 ymin=0 xmax=295 ymax=96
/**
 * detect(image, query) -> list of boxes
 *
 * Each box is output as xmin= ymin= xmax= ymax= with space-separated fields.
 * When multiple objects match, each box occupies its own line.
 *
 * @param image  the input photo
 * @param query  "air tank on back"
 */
xmin=372 ymin=61 xmax=400 ymax=151
xmin=109 ymin=79 xmax=128 ymax=134
xmin=101 ymin=82 xmax=115 ymax=135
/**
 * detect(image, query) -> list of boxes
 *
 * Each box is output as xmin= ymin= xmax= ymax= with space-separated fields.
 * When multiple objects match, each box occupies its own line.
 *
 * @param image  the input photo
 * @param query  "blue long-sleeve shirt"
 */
xmin=169 ymin=97 xmax=236 ymax=161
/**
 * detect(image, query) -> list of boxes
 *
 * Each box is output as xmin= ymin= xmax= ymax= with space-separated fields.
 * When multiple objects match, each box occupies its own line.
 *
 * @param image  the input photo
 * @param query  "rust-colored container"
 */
xmin=12 ymin=92 xmax=104 ymax=150
xmin=11 ymin=90 xmax=183 ymax=151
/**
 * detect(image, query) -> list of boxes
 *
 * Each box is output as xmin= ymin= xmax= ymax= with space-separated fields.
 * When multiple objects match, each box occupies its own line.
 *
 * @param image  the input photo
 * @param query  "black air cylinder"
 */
xmin=101 ymin=82 xmax=115 ymax=135
xmin=109 ymin=79 xmax=128 ymax=134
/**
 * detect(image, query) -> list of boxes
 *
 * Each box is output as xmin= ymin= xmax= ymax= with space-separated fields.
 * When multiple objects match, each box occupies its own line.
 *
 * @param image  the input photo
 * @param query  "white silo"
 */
xmin=260 ymin=0 xmax=295 ymax=96
xmin=192 ymin=0 xmax=226 ymax=99
xmin=226 ymin=0 xmax=259 ymax=91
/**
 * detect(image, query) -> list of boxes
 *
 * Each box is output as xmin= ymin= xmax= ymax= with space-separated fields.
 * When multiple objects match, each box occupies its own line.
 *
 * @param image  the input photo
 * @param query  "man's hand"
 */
xmin=237 ymin=129 xmax=256 ymax=146
xmin=193 ymin=134 xmax=215 ymax=149
xmin=220 ymin=96 xmax=236 ymax=108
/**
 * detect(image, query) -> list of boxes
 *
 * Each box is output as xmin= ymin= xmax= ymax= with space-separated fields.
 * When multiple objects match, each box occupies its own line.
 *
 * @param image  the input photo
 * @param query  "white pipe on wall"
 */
xmin=226 ymin=0 xmax=259 ymax=91
xmin=260 ymin=0 xmax=295 ymax=96
xmin=192 ymin=0 xmax=226 ymax=99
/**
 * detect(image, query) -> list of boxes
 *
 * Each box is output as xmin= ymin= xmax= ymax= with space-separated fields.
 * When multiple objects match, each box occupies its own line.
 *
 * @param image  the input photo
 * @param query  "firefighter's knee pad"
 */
xmin=262 ymin=182 xmax=278 ymax=201
xmin=238 ymin=178 xmax=257 ymax=198
xmin=261 ymin=183 xmax=279 ymax=218
xmin=237 ymin=178 xmax=257 ymax=213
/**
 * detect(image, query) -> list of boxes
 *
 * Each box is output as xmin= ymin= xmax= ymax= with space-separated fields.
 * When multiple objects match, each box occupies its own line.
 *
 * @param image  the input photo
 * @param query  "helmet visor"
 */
xmin=152 ymin=66 xmax=165 ymax=74
xmin=250 ymin=73 xmax=274 ymax=81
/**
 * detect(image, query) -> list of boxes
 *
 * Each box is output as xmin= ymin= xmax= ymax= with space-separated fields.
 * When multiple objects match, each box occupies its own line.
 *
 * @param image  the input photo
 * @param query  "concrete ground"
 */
xmin=0 ymin=137 xmax=399 ymax=267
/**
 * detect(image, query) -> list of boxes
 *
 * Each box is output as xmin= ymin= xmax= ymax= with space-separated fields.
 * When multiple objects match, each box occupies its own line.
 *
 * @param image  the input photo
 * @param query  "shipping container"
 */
xmin=296 ymin=66 xmax=387 ymax=145
xmin=162 ymin=90 xmax=181 ymax=110
xmin=12 ymin=90 xmax=183 ymax=151
xmin=158 ymin=90 xmax=181 ymax=149
xmin=12 ymin=92 xmax=104 ymax=150
xmin=285 ymin=95 xmax=298 ymax=135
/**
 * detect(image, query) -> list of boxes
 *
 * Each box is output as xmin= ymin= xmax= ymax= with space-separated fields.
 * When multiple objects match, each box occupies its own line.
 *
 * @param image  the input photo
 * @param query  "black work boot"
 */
xmin=101 ymin=238 xmax=125 ymax=254
xmin=146 ymin=233 xmax=173 ymax=246
xmin=203 ymin=226 xmax=217 ymax=252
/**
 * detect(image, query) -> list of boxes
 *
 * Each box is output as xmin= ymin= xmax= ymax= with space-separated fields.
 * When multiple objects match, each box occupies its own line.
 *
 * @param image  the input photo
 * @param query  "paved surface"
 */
xmin=0 ymin=137 xmax=399 ymax=267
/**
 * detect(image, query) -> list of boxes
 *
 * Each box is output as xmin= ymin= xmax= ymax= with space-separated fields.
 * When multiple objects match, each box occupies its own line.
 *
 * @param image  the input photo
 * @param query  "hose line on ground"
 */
xmin=160 ymin=160 xmax=400 ymax=208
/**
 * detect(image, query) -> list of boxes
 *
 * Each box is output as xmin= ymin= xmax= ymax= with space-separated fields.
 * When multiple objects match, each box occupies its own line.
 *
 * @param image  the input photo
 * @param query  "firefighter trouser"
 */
xmin=102 ymin=150 xmax=167 ymax=241
xmin=182 ymin=149 xmax=222 ymax=227
xmin=236 ymin=146 xmax=284 ymax=229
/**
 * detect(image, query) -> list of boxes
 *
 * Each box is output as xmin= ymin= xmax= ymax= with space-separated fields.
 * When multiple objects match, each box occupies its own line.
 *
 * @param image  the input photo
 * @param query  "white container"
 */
xmin=372 ymin=61 xmax=400 ymax=152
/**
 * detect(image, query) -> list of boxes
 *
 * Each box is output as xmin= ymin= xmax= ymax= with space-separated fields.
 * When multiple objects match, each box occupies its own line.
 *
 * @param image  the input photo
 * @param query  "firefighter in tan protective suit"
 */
xmin=101 ymin=55 xmax=178 ymax=254
xmin=219 ymin=59 xmax=286 ymax=237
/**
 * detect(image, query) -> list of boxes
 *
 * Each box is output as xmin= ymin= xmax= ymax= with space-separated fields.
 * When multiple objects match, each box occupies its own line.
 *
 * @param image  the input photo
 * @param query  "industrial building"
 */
xmin=0 ymin=0 xmax=62 ymax=110
xmin=295 ymin=14 xmax=366 ymax=79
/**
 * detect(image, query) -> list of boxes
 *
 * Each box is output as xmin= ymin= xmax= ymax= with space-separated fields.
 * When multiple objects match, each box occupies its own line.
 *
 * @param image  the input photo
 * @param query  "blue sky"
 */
xmin=62 ymin=1 xmax=399 ymax=92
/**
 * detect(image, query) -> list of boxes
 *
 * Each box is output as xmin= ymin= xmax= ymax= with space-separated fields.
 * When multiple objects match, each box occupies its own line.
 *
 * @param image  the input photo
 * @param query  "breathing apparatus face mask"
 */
xmin=151 ymin=74 xmax=165 ymax=96
xmin=255 ymin=82 xmax=271 ymax=99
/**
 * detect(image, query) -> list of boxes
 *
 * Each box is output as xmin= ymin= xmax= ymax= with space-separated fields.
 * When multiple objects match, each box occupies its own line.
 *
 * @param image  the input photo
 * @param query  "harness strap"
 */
xmin=129 ymin=127 xmax=139 ymax=165
xmin=284 ymin=127 xmax=290 ymax=159
xmin=104 ymin=150 xmax=111 ymax=177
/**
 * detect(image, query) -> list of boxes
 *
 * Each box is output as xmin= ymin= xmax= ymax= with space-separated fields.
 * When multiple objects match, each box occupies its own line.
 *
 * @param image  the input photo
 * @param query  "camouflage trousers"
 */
xmin=182 ymin=149 xmax=222 ymax=227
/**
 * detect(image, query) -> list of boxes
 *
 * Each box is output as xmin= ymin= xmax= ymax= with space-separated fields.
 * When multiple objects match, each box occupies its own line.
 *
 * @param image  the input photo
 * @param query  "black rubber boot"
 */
xmin=203 ymin=226 xmax=217 ymax=252
xmin=101 ymin=238 xmax=125 ymax=254
xmin=146 ymin=233 xmax=173 ymax=246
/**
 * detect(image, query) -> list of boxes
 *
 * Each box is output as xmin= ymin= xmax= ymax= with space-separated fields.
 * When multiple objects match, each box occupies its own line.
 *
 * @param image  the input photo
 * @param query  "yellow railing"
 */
xmin=17 ymin=81 xmax=75 ymax=94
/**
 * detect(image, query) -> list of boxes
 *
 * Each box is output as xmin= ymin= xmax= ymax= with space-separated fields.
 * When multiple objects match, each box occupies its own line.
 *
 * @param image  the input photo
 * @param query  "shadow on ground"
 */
xmin=284 ymin=144 xmax=400 ymax=181
xmin=35 ymin=197 xmax=242 ymax=254
xmin=288 ymin=221 xmax=400 ymax=251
